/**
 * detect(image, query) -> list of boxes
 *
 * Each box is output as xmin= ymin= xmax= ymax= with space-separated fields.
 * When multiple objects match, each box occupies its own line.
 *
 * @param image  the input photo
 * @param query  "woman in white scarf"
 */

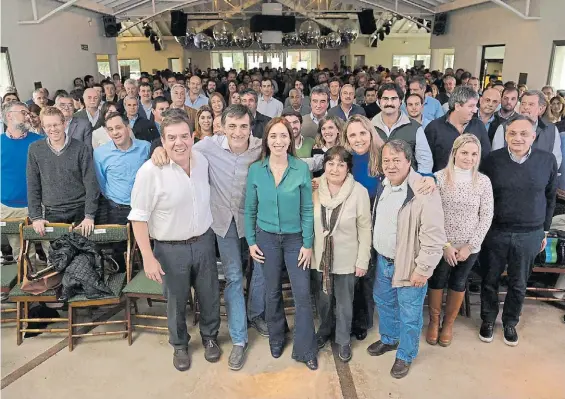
xmin=311 ymin=146 xmax=372 ymax=362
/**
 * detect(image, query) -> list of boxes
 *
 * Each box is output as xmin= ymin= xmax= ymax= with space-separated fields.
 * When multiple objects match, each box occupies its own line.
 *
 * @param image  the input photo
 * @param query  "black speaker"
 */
xmin=170 ymin=10 xmax=187 ymax=36
xmin=102 ymin=16 xmax=121 ymax=37
xmin=358 ymin=9 xmax=376 ymax=35
xmin=249 ymin=15 xmax=296 ymax=33
xmin=320 ymin=27 xmax=333 ymax=36
xmin=433 ymin=13 xmax=448 ymax=35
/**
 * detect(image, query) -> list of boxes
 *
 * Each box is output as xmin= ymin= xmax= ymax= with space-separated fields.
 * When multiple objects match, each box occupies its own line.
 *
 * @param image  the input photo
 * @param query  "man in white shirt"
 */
xmin=128 ymin=111 xmax=221 ymax=372
xmin=257 ymin=79 xmax=283 ymax=118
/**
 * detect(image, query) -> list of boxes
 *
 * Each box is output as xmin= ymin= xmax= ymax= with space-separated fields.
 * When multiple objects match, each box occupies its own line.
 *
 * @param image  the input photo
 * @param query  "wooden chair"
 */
xmin=1 ymin=218 xmax=26 ymax=323
xmin=123 ymin=238 xmax=168 ymax=345
xmin=67 ymin=224 xmax=131 ymax=351
xmin=123 ymin=239 xmax=196 ymax=345
xmin=9 ymin=223 xmax=73 ymax=345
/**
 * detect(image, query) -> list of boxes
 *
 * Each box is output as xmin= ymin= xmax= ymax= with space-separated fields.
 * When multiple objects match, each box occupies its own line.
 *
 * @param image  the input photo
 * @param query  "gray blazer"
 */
xmin=74 ymin=108 xmax=104 ymax=131
xmin=68 ymin=117 xmax=93 ymax=150
xmin=301 ymin=114 xmax=319 ymax=139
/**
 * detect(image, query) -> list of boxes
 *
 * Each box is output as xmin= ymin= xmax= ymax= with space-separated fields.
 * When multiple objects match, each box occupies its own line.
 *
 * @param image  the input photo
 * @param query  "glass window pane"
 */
xmin=222 ymin=54 xmax=234 ymax=70
xmin=97 ymin=61 xmax=110 ymax=78
xmin=118 ymin=59 xmax=141 ymax=79
xmin=247 ymin=52 xmax=262 ymax=69
xmin=233 ymin=52 xmax=245 ymax=71
xmin=550 ymin=45 xmax=565 ymax=90
xmin=416 ymin=55 xmax=431 ymax=68
xmin=443 ymin=54 xmax=454 ymax=70
xmin=211 ymin=52 xmax=221 ymax=69
xmin=392 ymin=55 xmax=415 ymax=70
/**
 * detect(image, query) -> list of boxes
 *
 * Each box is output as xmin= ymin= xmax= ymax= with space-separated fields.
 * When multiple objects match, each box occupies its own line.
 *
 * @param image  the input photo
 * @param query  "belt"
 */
xmin=381 ymin=255 xmax=395 ymax=263
xmin=157 ymin=235 xmax=202 ymax=245
xmin=107 ymin=198 xmax=131 ymax=209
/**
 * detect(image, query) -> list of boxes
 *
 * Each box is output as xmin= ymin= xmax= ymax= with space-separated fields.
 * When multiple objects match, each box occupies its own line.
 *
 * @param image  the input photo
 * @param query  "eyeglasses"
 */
xmin=8 ymin=110 xmax=30 ymax=117
xmin=58 ymin=103 xmax=74 ymax=109
xmin=43 ymin=123 xmax=64 ymax=130
xmin=380 ymin=96 xmax=399 ymax=103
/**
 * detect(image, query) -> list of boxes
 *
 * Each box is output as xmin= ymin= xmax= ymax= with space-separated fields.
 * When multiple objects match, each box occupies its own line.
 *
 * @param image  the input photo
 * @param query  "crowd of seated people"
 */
xmin=1 ymin=63 xmax=564 ymax=378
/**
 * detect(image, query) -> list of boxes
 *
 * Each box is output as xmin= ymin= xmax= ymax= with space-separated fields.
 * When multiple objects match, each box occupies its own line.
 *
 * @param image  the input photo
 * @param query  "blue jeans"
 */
xmin=216 ymin=219 xmax=248 ymax=346
xmin=247 ymin=259 xmax=266 ymax=321
xmin=256 ymin=228 xmax=317 ymax=362
xmin=373 ymin=255 xmax=427 ymax=363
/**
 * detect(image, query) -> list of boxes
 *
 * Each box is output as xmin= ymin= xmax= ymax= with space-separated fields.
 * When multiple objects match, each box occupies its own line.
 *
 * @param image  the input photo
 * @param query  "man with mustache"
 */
xmin=372 ymin=83 xmax=433 ymax=173
xmin=425 ymin=86 xmax=491 ymax=172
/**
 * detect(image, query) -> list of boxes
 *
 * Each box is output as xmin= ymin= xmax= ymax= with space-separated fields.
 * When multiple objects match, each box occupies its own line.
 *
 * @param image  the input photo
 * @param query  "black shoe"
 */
xmin=173 ymin=348 xmax=191 ymax=371
xmin=352 ymin=328 xmax=368 ymax=341
xmin=338 ymin=344 xmax=352 ymax=362
xmin=479 ymin=321 xmax=494 ymax=343
xmin=305 ymin=358 xmax=318 ymax=370
xmin=503 ymin=325 xmax=519 ymax=347
xmin=390 ymin=358 xmax=410 ymax=379
xmin=203 ymin=339 xmax=222 ymax=363
xmin=367 ymin=340 xmax=399 ymax=356
xmin=249 ymin=317 xmax=269 ymax=337
xmin=270 ymin=342 xmax=284 ymax=358
xmin=228 ymin=343 xmax=248 ymax=371
xmin=316 ymin=334 xmax=329 ymax=349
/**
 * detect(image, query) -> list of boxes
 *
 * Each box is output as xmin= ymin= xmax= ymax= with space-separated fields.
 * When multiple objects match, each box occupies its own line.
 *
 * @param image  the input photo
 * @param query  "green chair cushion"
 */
xmin=1 ymin=263 xmax=19 ymax=289
xmin=9 ymin=283 xmax=58 ymax=298
xmin=1 ymin=220 xmax=24 ymax=236
xmin=67 ymin=272 xmax=126 ymax=303
xmin=22 ymin=226 xmax=71 ymax=241
xmin=80 ymin=226 xmax=128 ymax=243
xmin=123 ymin=272 xmax=164 ymax=296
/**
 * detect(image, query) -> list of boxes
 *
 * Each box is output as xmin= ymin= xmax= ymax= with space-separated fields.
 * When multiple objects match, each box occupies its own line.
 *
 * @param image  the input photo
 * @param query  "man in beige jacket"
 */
xmin=367 ymin=139 xmax=446 ymax=379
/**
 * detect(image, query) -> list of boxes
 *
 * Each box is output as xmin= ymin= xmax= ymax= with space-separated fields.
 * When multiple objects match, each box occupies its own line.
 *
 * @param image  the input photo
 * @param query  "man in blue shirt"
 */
xmin=1 ymin=101 xmax=43 ymax=262
xmin=185 ymin=76 xmax=209 ymax=109
xmin=405 ymin=77 xmax=444 ymax=122
xmin=94 ymin=112 xmax=149 ymax=225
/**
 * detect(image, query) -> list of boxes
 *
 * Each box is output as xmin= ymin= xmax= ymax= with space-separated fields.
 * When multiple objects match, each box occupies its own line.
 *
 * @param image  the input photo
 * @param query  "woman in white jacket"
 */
xmin=312 ymin=146 xmax=372 ymax=362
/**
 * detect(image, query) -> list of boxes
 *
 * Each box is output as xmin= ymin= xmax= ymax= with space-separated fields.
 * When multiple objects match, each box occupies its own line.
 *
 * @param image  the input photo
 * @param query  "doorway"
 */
xmin=548 ymin=40 xmax=565 ymax=90
xmin=479 ymin=45 xmax=505 ymax=89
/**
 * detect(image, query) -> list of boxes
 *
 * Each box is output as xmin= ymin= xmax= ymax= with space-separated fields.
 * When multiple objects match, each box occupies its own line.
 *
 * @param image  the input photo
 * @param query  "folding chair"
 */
xmin=9 ymin=223 xmax=73 ymax=345
xmin=67 ymin=224 xmax=130 ymax=351
xmin=1 ymin=218 xmax=26 ymax=323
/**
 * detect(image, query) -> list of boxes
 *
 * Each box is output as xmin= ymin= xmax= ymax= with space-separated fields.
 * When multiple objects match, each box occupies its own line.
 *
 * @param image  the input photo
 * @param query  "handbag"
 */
xmin=20 ymin=241 xmax=63 ymax=295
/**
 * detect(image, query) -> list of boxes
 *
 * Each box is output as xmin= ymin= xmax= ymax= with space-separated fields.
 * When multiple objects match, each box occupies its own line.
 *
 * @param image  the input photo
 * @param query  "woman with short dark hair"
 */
xmin=312 ymin=146 xmax=372 ymax=362
xmin=245 ymin=117 xmax=318 ymax=370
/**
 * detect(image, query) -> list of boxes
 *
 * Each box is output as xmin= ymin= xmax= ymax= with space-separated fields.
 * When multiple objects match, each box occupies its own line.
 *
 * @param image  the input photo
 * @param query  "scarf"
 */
xmin=318 ymin=173 xmax=356 ymax=295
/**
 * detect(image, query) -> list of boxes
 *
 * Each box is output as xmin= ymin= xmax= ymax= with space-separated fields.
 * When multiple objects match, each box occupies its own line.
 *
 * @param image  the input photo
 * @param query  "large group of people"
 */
xmin=1 ymin=62 xmax=564 ymax=379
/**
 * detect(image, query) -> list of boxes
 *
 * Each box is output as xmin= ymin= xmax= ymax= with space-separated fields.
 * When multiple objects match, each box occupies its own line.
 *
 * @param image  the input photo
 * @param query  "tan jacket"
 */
xmin=372 ymin=170 xmax=446 ymax=287
xmin=312 ymin=174 xmax=372 ymax=274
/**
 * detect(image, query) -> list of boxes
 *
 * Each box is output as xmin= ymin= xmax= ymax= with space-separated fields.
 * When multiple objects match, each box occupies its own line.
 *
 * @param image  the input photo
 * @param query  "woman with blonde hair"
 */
xmin=312 ymin=115 xmax=344 ymax=177
xmin=194 ymin=105 xmax=214 ymax=141
xmin=209 ymin=92 xmax=226 ymax=119
xmin=427 ymin=133 xmax=493 ymax=347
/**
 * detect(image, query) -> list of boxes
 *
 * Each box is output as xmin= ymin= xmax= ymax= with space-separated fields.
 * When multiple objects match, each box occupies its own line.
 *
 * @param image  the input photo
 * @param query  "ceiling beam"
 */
xmin=118 ymin=0 xmax=202 ymax=33
xmin=354 ymin=0 xmax=431 ymax=31
xmin=193 ymin=0 xmax=263 ymax=32
xmin=396 ymin=0 xmax=436 ymax=13
xmin=435 ymin=0 xmax=489 ymax=12
xmin=489 ymin=0 xmax=540 ymax=19
xmin=274 ymin=0 xmax=340 ymax=31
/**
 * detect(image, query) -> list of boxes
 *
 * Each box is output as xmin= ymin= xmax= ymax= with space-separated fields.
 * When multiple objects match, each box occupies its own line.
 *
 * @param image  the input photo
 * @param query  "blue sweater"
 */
xmin=352 ymin=151 xmax=381 ymax=201
xmin=1 ymin=133 xmax=43 ymax=208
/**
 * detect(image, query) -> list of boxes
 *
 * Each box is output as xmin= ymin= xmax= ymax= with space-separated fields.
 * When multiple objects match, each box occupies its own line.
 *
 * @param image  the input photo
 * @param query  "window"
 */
xmin=549 ymin=41 xmax=565 ymax=90
xmin=118 ymin=59 xmax=141 ymax=79
xmin=97 ymin=61 xmax=111 ymax=78
xmin=416 ymin=55 xmax=431 ymax=68
xmin=168 ymin=58 xmax=181 ymax=73
xmin=392 ymin=55 xmax=416 ymax=70
xmin=1 ymin=47 xmax=15 ymax=97
xmin=286 ymin=50 xmax=317 ymax=70
xmin=443 ymin=54 xmax=454 ymax=70
xmin=211 ymin=50 xmax=318 ymax=70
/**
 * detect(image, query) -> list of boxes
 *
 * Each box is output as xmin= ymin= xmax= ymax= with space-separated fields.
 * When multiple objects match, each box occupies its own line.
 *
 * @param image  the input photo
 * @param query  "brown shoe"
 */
xmin=390 ymin=358 xmax=410 ymax=379
xmin=439 ymin=290 xmax=465 ymax=347
xmin=367 ymin=340 xmax=398 ymax=356
xmin=173 ymin=348 xmax=191 ymax=371
xmin=426 ymin=289 xmax=443 ymax=345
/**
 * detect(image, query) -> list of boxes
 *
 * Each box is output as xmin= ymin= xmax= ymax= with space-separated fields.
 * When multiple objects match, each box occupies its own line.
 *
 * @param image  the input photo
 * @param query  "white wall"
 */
xmin=1 ymin=0 xmax=117 ymax=99
xmin=431 ymin=0 xmax=565 ymax=89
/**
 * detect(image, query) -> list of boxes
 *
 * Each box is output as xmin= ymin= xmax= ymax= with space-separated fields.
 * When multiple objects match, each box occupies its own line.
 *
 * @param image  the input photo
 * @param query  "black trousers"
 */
xmin=429 ymin=252 xmax=480 ymax=292
xmin=351 ymin=259 xmax=376 ymax=333
xmin=45 ymin=205 xmax=85 ymax=225
xmin=479 ymin=228 xmax=545 ymax=327
xmin=154 ymin=229 xmax=220 ymax=349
